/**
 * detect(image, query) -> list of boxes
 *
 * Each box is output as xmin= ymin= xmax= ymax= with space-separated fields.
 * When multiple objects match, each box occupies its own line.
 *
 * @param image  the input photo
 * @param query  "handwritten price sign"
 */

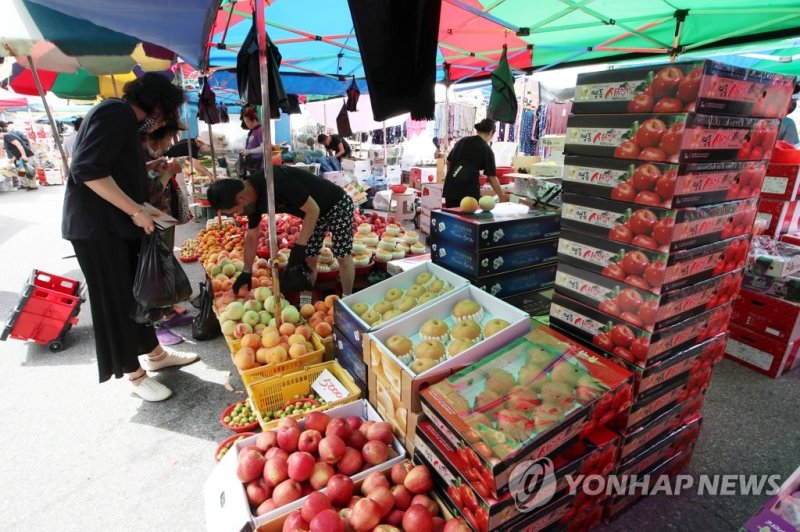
xmin=311 ymin=369 xmax=349 ymax=403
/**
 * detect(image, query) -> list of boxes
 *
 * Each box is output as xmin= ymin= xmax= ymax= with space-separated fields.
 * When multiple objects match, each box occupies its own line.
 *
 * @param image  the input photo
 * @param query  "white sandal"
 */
xmin=139 ymin=348 xmax=198 ymax=372
xmin=131 ymin=376 xmax=172 ymax=402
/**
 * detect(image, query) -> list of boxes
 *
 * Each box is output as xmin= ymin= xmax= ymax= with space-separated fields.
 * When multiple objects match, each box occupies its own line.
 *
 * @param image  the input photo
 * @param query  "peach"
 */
xmin=288 ymin=343 xmax=307 ymax=359
xmin=295 ymin=325 xmax=311 ymax=340
xmin=315 ymin=322 xmax=332 ymax=338
xmin=300 ymin=303 xmax=315 ymax=318
xmin=288 ymin=333 xmax=306 ymax=346
xmin=314 ymin=301 xmax=327 ymax=313
xmin=278 ymin=323 xmax=296 ymax=336
xmin=262 ymin=330 xmax=280 ymax=348
xmin=324 ymin=295 xmax=339 ymax=310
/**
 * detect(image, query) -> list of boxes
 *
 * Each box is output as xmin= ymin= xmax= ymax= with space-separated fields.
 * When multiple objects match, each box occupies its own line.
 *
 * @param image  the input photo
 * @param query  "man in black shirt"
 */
xmin=318 ymin=133 xmax=352 ymax=161
xmin=207 ymin=166 xmax=356 ymax=297
xmin=1 ymin=121 xmax=37 ymax=190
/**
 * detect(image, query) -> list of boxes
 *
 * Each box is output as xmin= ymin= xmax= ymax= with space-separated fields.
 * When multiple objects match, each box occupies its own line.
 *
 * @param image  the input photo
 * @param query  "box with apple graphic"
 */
xmin=724 ymin=323 xmax=800 ymax=379
xmin=561 ymin=193 xmax=759 ymax=253
xmin=549 ymin=292 xmax=733 ymax=368
xmin=565 ymin=113 xmax=780 ymax=164
xmin=556 ymin=228 xmax=751 ymax=296
xmin=755 ymin=198 xmax=800 ymax=239
xmin=554 ymin=261 xmax=743 ymax=332
xmin=572 ymin=60 xmax=795 ymax=118
xmin=622 ymin=372 xmax=691 ymax=430
xmin=419 ymin=325 xmax=633 ymax=496
xmin=429 ymin=205 xmax=561 ymax=251
xmin=429 ymin=236 xmax=559 ymax=279
xmin=562 ymin=156 xmax=767 ymax=208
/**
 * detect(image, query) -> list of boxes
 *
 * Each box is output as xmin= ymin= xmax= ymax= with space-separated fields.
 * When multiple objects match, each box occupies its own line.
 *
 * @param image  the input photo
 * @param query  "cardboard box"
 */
xmin=332 ymin=327 xmax=367 ymax=391
xmin=364 ymin=284 xmax=530 ymax=415
xmin=430 ymin=204 xmax=560 ymax=250
xmin=333 ymin=262 xmax=469 ymax=347
xmin=620 ymin=394 xmax=705 ymax=461
xmin=556 ymin=228 xmax=751 ymax=295
xmin=561 ymin=193 xmax=759 ymax=252
xmin=562 ymin=156 xmax=767 ymax=208
xmin=565 ymin=113 xmax=780 ymax=163
xmin=573 ymin=60 xmax=795 ymax=118
xmin=203 ymin=400 xmax=406 ymax=532
xmin=430 ymin=236 xmax=558 ymax=279
xmin=419 ymin=325 xmax=633 ymax=496
xmin=385 ymin=253 xmax=431 ymax=275
xmin=511 ymin=155 xmax=541 ymax=172
xmin=624 ymin=372 xmax=691 ymax=429
xmin=549 ymin=292 xmax=733 ymax=368
xmin=731 ymin=288 xmax=800 ymax=342
xmin=472 ymin=262 xmax=558 ymax=299
xmin=742 ymin=271 xmax=800 ymax=303
xmin=554 ymin=261 xmax=743 ymax=331
xmin=512 ymin=173 xmax=563 ymax=207
xmin=419 ymin=211 xmax=431 ymax=235
xmin=617 ymin=415 xmax=702 ymax=478
xmin=749 ymin=236 xmax=800 ymax=278
xmin=369 ymin=369 xmax=422 ymax=452
xmin=762 ymin=162 xmax=800 ymax=201
xmin=530 ymin=161 xmax=564 ymax=178
xmin=725 ymin=323 xmax=800 ymax=378
xmin=410 ymin=165 xmax=438 ymax=187
xmin=503 ymin=288 xmax=554 ymax=318
xmin=741 ymin=463 xmax=800 ymax=532
xmin=756 ymin=199 xmax=800 ymax=239
xmin=420 ymin=182 xmax=444 ymax=210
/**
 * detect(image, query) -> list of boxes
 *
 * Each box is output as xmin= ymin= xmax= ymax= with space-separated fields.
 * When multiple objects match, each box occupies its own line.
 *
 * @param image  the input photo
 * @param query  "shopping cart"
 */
xmin=1 ymin=270 xmax=86 ymax=352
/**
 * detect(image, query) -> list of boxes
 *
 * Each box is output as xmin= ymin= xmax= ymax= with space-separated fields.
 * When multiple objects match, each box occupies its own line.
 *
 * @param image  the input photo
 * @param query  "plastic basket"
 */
xmin=249 ymin=361 xmax=361 ymax=430
xmin=3 ymin=271 xmax=81 ymax=346
xmin=238 ymin=332 xmax=326 ymax=389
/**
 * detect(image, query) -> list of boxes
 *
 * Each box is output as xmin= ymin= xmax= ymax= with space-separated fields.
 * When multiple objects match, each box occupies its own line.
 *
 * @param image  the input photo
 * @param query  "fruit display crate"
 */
xmin=237 ymin=332 xmax=327 ymax=390
xmin=572 ymin=60 xmax=795 ymax=118
xmin=248 ymin=361 xmax=361 ymax=430
xmin=203 ymin=400 xmax=407 ymax=531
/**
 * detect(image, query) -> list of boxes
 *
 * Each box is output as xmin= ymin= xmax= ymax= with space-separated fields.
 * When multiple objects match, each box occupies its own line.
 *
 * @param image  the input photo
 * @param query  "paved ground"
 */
xmin=0 ymin=184 xmax=798 ymax=531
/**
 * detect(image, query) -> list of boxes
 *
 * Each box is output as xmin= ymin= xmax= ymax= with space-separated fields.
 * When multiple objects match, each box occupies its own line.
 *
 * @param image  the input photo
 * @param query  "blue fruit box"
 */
xmin=429 ymin=203 xmax=560 ymax=251
xmin=472 ymin=262 xmax=558 ymax=299
xmin=430 ymin=236 xmax=558 ymax=279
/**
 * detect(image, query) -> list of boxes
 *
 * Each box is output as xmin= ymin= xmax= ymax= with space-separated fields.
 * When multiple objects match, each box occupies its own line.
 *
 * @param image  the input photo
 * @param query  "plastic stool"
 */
xmin=389 ymin=191 xmax=416 ymax=222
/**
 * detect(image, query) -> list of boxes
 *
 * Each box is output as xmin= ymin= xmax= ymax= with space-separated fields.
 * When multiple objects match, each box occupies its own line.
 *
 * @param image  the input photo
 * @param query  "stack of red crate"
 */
xmin=548 ymin=60 xmax=795 ymax=521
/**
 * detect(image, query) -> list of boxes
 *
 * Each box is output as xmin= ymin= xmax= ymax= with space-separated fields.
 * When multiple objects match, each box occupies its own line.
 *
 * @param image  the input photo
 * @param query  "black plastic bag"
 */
xmin=336 ymin=103 xmax=352 ymax=137
xmin=192 ymin=281 xmax=220 ymax=341
xmin=133 ymin=232 xmax=192 ymax=311
xmin=197 ymin=77 xmax=221 ymax=125
xmin=280 ymin=263 xmax=313 ymax=292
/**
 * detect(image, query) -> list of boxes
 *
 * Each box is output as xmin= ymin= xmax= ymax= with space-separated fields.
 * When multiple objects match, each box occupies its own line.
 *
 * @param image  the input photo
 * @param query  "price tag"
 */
xmin=312 ymin=369 xmax=349 ymax=403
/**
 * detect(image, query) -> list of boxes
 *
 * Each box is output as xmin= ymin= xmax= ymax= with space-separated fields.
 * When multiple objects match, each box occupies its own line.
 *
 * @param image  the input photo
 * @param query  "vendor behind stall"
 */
xmin=442 ymin=118 xmax=507 ymax=207
xmin=206 ymin=167 xmax=356 ymax=299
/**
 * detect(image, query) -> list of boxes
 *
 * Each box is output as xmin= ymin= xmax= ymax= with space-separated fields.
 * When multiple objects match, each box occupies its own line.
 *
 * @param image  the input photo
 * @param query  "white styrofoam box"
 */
xmin=540 ymin=134 xmax=565 ymax=150
xmin=420 ymin=183 xmax=444 ymax=210
xmin=411 ymin=165 xmax=438 ymax=185
xmin=323 ymin=171 xmax=352 ymax=188
xmin=341 ymin=158 xmax=369 ymax=172
xmin=387 ymin=165 xmax=401 ymax=179
xmin=387 ymin=254 xmax=432 ymax=275
xmin=43 ymin=169 xmax=63 ymax=185
xmin=204 ymin=400 xmax=406 ymax=532
xmin=420 ymin=211 xmax=432 ymax=234
xmin=530 ymin=162 xmax=564 ymax=178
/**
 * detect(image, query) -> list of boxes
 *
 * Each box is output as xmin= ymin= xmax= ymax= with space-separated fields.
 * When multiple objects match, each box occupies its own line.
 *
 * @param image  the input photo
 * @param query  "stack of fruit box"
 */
xmin=727 ymin=237 xmax=800 ymax=378
xmin=427 ymin=204 xmax=561 ymax=302
xmin=414 ymin=324 xmax=634 ymax=531
xmin=549 ymin=59 xmax=796 ymax=520
xmin=756 ymin=161 xmax=800 ymax=238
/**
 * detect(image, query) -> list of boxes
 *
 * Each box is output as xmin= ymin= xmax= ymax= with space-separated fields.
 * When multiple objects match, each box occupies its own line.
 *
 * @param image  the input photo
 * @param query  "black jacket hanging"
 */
xmin=347 ymin=0 xmax=441 ymax=121
xmin=236 ymin=22 xmax=288 ymax=118
xmin=345 ymin=77 xmax=360 ymax=112
xmin=197 ymin=77 xmax=220 ymax=125
xmin=337 ymin=103 xmax=352 ymax=137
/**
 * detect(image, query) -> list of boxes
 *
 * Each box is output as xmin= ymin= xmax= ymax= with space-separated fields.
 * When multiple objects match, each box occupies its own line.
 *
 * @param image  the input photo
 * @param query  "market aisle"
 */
xmin=0 ymin=186 xmax=240 ymax=531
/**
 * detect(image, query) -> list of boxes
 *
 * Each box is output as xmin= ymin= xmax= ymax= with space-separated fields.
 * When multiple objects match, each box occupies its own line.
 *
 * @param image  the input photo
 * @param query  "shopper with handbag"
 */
xmin=239 ymin=106 xmax=264 ymax=175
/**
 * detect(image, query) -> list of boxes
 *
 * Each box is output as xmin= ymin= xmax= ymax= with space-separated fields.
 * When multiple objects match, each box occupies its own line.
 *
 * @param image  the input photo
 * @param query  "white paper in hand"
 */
xmin=311 ymin=369 xmax=349 ymax=404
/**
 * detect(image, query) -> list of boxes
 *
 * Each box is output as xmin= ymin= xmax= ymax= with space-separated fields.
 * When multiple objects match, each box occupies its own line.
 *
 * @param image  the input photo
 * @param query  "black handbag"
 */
xmin=192 ymin=281 xmax=221 ymax=340
xmin=336 ymin=103 xmax=352 ymax=137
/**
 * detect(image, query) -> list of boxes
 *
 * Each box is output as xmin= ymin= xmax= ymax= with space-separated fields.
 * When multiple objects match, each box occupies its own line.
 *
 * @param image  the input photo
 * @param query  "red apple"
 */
xmin=433 ymin=517 xmax=446 ymax=532
xmin=651 ymin=66 xmax=684 ymax=98
xmin=263 ymin=456 xmax=289 ymax=487
xmin=283 ymin=510 xmax=309 ymax=532
xmin=348 ymin=496 xmax=362 ymax=509
xmin=288 ymin=451 xmax=316 ymax=482
xmin=326 ymin=418 xmax=353 ymax=440
xmin=404 ymin=465 xmax=434 ymax=494
xmin=346 ymin=430 xmax=367 ymax=451
xmin=442 ymin=518 xmax=471 ymax=532
xmin=277 ymin=425 xmax=301 ymax=452
xmin=366 ymin=421 xmax=393 ymax=445
xmin=309 ymin=462 xmax=336 ymax=491
xmin=346 ymin=416 xmax=363 ymax=432
xmin=368 ymin=486 xmax=395 ymax=517
xmin=359 ymin=420 xmax=375 ymax=438
xmin=386 ymin=509 xmax=405 ymax=526
xmin=361 ymin=471 xmax=390 ymax=495
xmin=327 ymin=474 xmax=355 ymax=506
xmin=265 ymin=447 xmax=289 ymax=462
xmin=361 ymin=440 xmax=389 ymax=466
xmin=310 ymin=509 xmax=343 ymax=532
xmin=304 ymin=412 xmax=331 ymax=434
xmin=278 ymin=416 xmax=300 ymax=430
xmin=634 ymin=118 xmax=667 ymax=148
xmin=373 ymin=525 xmax=401 ymax=532
xmin=319 ymin=434 xmax=347 ymax=464
xmin=350 ymin=498 xmax=382 ymax=532
xmin=390 ymin=462 xmax=413 ymax=486
xmin=391 ymin=485 xmax=412 ymax=510
xmin=238 ymin=445 xmax=263 ymax=457
xmin=298 ymin=429 xmax=323 ymax=454
xmin=272 ymin=479 xmax=303 ymax=507
xmin=237 ymin=449 xmax=266 ymax=483
xmin=256 ymin=498 xmax=277 ymax=516
xmin=411 ymin=494 xmax=439 ymax=516
xmin=256 ymin=431 xmax=278 ymax=452
xmin=302 ymin=491 xmax=333 ymax=523
xmin=246 ymin=478 xmax=272 ymax=506
xmin=403 ymin=504 xmax=435 ymax=532
xmin=337 ymin=447 xmax=364 ymax=475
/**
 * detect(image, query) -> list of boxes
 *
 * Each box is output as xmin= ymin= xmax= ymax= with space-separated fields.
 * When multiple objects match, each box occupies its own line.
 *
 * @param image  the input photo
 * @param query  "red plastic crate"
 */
xmin=30 ymin=271 xmax=79 ymax=296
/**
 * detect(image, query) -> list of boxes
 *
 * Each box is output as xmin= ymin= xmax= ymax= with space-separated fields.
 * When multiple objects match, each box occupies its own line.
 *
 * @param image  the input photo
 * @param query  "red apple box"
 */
xmin=725 ymin=323 xmax=800 ymax=379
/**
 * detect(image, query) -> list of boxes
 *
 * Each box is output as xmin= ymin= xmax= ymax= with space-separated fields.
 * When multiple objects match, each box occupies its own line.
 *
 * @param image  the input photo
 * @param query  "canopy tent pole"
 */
xmin=442 ymin=63 xmax=451 ymax=153
xmin=383 ymin=120 xmax=387 ymax=179
xmin=177 ymin=66 xmax=196 ymax=184
xmin=26 ymin=56 xmax=68 ymax=182
xmin=206 ymin=121 xmax=219 ymax=177
xmin=111 ymin=75 xmax=119 ymax=97
xmin=255 ymin=0 xmax=282 ymax=325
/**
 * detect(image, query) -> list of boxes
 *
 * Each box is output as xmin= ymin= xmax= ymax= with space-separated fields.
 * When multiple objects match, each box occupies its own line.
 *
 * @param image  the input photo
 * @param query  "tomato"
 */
xmin=625 ymin=274 xmax=651 ymax=290
xmin=602 ymin=263 xmax=626 ymax=281
xmin=621 ymin=250 xmax=650 ymax=275
xmin=660 ymin=122 xmax=685 ymax=155
xmin=640 ymin=146 xmax=667 ymax=162
xmin=609 ymin=225 xmax=633 ymax=243
xmin=615 ymin=140 xmax=641 ymax=160
xmin=620 ymin=311 xmax=644 ymax=328
xmin=611 ymin=182 xmax=637 ymax=202
xmin=632 ymin=234 xmax=659 ymax=249
xmin=635 ymin=118 xmax=668 ymax=148
xmin=609 ymin=324 xmax=635 ymax=347
xmin=629 ymin=337 xmax=649 ymax=362
xmin=740 ymin=186 xmax=753 ymax=198
xmin=461 ymin=507 xmax=477 ymax=529
xmin=656 ymin=170 xmax=678 ymax=202
xmin=617 ymin=288 xmax=643 ymax=313
xmin=627 ymin=93 xmax=654 ymax=113
xmin=762 ymin=128 xmax=778 ymax=153
xmin=630 ymin=163 xmax=661 ymax=191
xmin=592 ymin=333 xmax=614 ymax=352
xmin=678 ymin=67 xmax=703 ymax=102
xmin=654 ymin=97 xmax=684 ymax=113
xmin=635 ymin=190 xmax=663 ymax=206
xmin=652 ymin=217 xmax=675 ymax=246
xmin=643 ymin=261 xmax=666 ymax=288
xmin=638 ymin=299 xmax=659 ymax=324
xmin=629 ymin=208 xmax=658 ymax=235
xmin=651 ymin=66 xmax=684 ymax=98
xmin=599 ymin=299 xmax=621 ymax=317
xmin=613 ymin=346 xmax=634 ymax=362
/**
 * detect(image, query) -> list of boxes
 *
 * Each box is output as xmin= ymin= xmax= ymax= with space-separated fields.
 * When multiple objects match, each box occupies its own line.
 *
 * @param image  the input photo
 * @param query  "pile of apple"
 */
xmin=235 ymin=413 xmax=400 ymax=517
xmin=258 ymin=214 xmax=303 ymax=257
xmin=353 ymin=211 xmax=391 ymax=237
xmin=281 ymin=462 xmax=470 ymax=532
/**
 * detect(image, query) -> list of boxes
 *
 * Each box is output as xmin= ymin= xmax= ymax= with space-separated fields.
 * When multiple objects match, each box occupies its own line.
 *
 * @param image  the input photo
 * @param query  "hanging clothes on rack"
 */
xmin=519 ymin=109 xmax=536 ymax=155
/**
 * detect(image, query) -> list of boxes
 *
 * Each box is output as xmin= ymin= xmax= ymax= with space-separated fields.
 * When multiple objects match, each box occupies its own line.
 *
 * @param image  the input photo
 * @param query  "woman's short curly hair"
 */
xmin=123 ymin=73 xmax=185 ymax=128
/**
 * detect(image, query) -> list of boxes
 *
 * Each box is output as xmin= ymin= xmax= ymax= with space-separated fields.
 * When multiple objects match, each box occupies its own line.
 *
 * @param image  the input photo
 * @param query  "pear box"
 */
xmin=203 ymin=400 xmax=406 ymax=532
xmin=414 ymin=417 xmax=620 ymax=531
xmin=429 ymin=236 xmax=559 ymax=279
xmin=429 ymin=203 xmax=561 ymax=251
xmin=332 ymin=328 xmax=367 ymax=394
xmin=419 ymin=325 xmax=633 ymax=496
xmin=363 ymin=285 xmax=530 ymax=441
xmin=333 ymin=262 xmax=469 ymax=348
xmin=471 ymin=262 xmax=558 ymax=300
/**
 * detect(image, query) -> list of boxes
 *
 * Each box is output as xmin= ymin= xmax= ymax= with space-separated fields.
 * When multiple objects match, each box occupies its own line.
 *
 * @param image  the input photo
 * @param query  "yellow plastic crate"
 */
xmin=238 ymin=332 xmax=326 ymax=389
xmin=249 ymin=361 xmax=361 ymax=430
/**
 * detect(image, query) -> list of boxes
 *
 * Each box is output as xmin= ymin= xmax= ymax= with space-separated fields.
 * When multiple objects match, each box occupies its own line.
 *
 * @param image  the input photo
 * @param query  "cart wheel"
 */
xmin=48 ymin=340 xmax=63 ymax=352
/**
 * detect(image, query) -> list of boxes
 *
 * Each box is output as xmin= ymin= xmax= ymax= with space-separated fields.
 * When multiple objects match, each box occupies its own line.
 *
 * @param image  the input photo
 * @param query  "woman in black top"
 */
xmin=61 ymin=73 xmax=195 ymax=402
xmin=442 ymin=119 xmax=508 ymax=208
